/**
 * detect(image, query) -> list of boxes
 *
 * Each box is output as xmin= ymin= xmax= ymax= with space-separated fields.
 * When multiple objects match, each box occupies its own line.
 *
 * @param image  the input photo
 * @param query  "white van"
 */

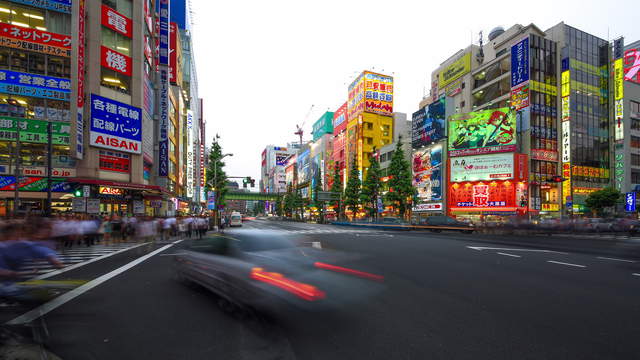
xmin=229 ymin=212 xmax=242 ymax=227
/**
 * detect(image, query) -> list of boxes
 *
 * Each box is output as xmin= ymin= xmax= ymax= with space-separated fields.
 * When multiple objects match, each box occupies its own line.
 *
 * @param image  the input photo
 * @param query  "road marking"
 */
xmin=7 ymin=240 xmax=183 ymax=325
xmin=633 ymin=273 xmax=640 ymax=277
xmin=547 ymin=260 xmax=586 ymax=268
xmin=596 ymin=256 xmax=636 ymax=263
xmin=497 ymin=252 xmax=521 ymax=258
xmin=32 ymin=242 xmax=151 ymax=280
xmin=311 ymin=241 xmax=322 ymax=249
xmin=468 ymin=246 xmax=565 ymax=254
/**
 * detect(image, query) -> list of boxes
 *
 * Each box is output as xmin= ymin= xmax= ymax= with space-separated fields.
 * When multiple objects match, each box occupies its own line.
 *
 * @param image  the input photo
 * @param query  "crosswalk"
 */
xmin=21 ymin=242 xmax=145 ymax=277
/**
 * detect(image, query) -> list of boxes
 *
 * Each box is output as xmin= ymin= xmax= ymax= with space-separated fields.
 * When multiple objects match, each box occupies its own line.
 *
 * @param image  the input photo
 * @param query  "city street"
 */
xmin=3 ymin=219 xmax=640 ymax=359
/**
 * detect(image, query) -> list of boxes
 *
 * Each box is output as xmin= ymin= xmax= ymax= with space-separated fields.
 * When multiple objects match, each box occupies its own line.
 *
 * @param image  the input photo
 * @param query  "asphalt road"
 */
xmin=8 ymin=220 xmax=640 ymax=359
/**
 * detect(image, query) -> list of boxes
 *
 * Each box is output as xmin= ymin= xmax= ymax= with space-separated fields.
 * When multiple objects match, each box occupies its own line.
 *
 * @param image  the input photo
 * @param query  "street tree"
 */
xmin=344 ymin=156 xmax=361 ymax=221
xmin=585 ymin=187 xmax=621 ymax=217
xmin=330 ymin=163 xmax=343 ymax=220
xmin=385 ymin=137 xmax=414 ymax=218
xmin=205 ymin=138 xmax=228 ymax=211
xmin=360 ymin=152 xmax=382 ymax=220
xmin=312 ymin=169 xmax=324 ymax=223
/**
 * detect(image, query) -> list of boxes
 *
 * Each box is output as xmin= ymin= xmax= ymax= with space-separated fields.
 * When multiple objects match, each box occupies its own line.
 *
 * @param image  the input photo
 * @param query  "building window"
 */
xmin=99 ymin=150 xmax=130 ymax=173
xmin=460 ymin=100 xmax=465 ymax=108
xmin=632 ymin=136 xmax=640 ymax=149
xmin=631 ymin=100 xmax=640 ymax=115
xmin=632 ymin=171 xmax=640 ymax=184
xmin=632 ymin=154 xmax=640 ymax=167
xmin=101 ymin=27 xmax=131 ymax=56
xmin=631 ymin=118 xmax=640 ymax=131
xmin=102 ymin=0 xmax=133 ymax=18
xmin=100 ymin=68 xmax=130 ymax=94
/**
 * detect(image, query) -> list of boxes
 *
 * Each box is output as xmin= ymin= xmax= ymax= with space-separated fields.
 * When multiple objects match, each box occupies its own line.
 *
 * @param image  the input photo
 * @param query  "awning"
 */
xmin=69 ymin=178 xmax=167 ymax=193
xmin=0 ymin=191 xmax=71 ymax=200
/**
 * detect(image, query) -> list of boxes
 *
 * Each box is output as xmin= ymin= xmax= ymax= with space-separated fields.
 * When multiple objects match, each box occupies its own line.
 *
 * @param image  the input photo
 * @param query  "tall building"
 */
xmin=260 ymin=144 xmax=296 ymax=195
xmin=310 ymin=111 xmax=333 ymax=195
xmin=330 ymin=102 xmax=347 ymax=189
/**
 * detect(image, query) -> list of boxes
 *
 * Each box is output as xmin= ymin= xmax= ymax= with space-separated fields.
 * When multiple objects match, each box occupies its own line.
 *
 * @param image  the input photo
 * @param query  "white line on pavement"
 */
xmin=7 ymin=240 xmax=182 ymax=325
xmin=497 ymin=252 xmax=521 ymax=258
xmin=31 ymin=242 xmax=151 ymax=280
xmin=596 ymin=256 xmax=636 ymax=263
xmin=633 ymin=273 xmax=640 ymax=277
xmin=547 ymin=260 xmax=586 ymax=268
xmin=467 ymin=246 xmax=566 ymax=253
xmin=311 ymin=241 xmax=322 ymax=250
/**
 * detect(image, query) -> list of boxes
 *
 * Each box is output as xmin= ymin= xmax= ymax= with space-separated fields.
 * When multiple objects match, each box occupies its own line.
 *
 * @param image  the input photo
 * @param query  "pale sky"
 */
xmin=191 ymin=0 xmax=639 ymax=186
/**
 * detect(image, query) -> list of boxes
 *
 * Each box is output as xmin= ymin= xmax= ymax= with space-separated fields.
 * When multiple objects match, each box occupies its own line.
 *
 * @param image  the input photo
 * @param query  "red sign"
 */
xmin=99 ymin=186 xmax=124 ymax=195
xmin=448 ymin=180 xmax=522 ymax=212
xmin=624 ymin=48 xmax=640 ymax=84
xmin=169 ymin=22 xmax=178 ymax=84
xmin=531 ymin=149 xmax=559 ymax=162
xmin=77 ymin=0 xmax=85 ymax=108
xmin=332 ymin=102 xmax=348 ymax=134
xmin=101 ymin=5 xmax=132 ymax=38
xmin=515 ymin=153 xmax=528 ymax=182
xmin=0 ymin=22 xmax=71 ymax=57
xmin=510 ymin=83 xmax=530 ymax=110
xmin=99 ymin=152 xmax=130 ymax=173
xmin=100 ymin=46 xmax=132 ymax=76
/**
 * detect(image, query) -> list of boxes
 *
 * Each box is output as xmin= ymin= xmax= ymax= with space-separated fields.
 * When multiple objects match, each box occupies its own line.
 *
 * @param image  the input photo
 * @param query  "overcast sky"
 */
xmin=191 ymin=0 xmax=639 ymax=187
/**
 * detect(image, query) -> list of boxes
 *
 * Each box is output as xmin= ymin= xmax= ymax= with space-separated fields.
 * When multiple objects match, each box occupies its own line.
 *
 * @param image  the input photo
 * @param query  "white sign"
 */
xmin=86 ymin=198 xmax=100 ymax=213
xmin=83 ymin=185 xmax=90 ymax=198
xmin=72 ymin=198 xmax=86 ymax=212
xmin=413 ymin=203 xmax=443 ymax=212
xmin=133 ymin=200 xmax=145 ymax=214
xmin=562 ymin=120 xmax=571 ymax=163
xmin=20 ymin=166 xmax=76 ymax=178
xmin=186 ymin=110 xmax=194 ymax=198
xmin=450 ymin=153 xmax=514 ymax=182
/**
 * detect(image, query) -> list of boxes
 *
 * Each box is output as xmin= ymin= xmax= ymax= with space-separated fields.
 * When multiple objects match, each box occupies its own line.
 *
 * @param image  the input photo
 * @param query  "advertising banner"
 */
xmin=412 ymin=99 xmax=446 ymax=148
xmin=99 ymin=151 xmax=130 ymax=173
xmin=510 ymin=83 xmax=529 ymax=110
xmin=531 ymin=149 xmax=559 ymax=162
xmin=86 ymin=199 xmax=100 ymax=214
xmin=448 ymin=179 xmax=522 ymax=211
xmin=615 ymin=58 xmax=624 ymax=101
xmin=100 ymin=46 xmax=132 ymax=76
xmin=511 ymin=37 xmax=529 ymax=87
xmin=413 ymin=203 xmax=443 ymax=212
xmin=75 ymin=0 xmax=86 ymax=160
xmin=364 ymin=72 xmax=393 ymax=116
xmin=207 ymin=191 xmax=216 ymax=210
xmin=439 ymin=52 xmax=471 ymax=87
xmin=169 ymin=22 xmax=180 ymax=84
xmin=8 ymin=0 xmax=70 ymax=13
xmin=186 ymin=110 xmax=194 ymax=198
xmin=297 ymin=149 xmax=310 ymax=184
xmin=624 ymin=48 xmax=640 ymax=83
xmin=101 ymin=4 xmax=132 ymax=38
xmin=89 ymin=94 xmax=142 ymax=154
xmin=347 ymin=73 xmax=365 ymax=120
xmin=0 ymin=69 xmax=70 ymax=101
xmin=333 ymin=102 xmax=347 ymax=131
xmin=159 ymin=0 xmax=170 ymax=65
xmin=275 ymin=153 xmax=289 ymax=166
xmin=448 ymin=108 xmax=516 ymax=157
xmin=412 ymin=145 xmax=442 ymax=201
xmin=450 ymin=153 xmax=514 ymax=183
xmin=0 ymin=117 xmax=70 ymax=144
xmin=562 ymin=162 xmax=571 ymax=205
xmin=0 ymin=22 xmax=71 ymax=57
xmin=626 ymin=192 xmax=636 ymax=212
xmin=0 ymin=176 xmax=72 ymax=192
xmin=158 ymin=69 xmax=169 ymax=176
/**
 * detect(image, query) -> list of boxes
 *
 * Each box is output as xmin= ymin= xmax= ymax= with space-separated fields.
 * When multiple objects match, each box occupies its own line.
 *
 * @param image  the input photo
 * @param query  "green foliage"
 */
xmin=385 ymin=138 xmax=413 ymax=217
xmin=344 ymin=156 xmax=361 ymax=221
xmin=330 ymin=163 xmax=344 ymax=219
xmin=360 ymin=153 xmax=382 ymax=218
xmin=205 ymin=139 xmax=228 ymax=209
xmin=585 ymin=187 xmax=621 ymax=216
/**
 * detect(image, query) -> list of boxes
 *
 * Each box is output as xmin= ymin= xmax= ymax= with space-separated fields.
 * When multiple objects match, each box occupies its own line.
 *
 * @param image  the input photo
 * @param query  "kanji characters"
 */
xmin=105 ymin=49 xmax=128 ymax=73
xmin=107 ymin=9 xmax=129 ymax=35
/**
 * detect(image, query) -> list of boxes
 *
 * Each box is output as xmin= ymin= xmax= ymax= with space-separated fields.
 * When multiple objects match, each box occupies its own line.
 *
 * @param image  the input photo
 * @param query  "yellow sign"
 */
xmin=614 ymin=58 xmax=624 ymax=101
xmin=573 ymin=187 xmax=602 ymax=195
xmin=438 ymin=52 xmax=471 ymax=87
xmin=561 ymin=71 xmax=570 ymax=97
xmin=99 ymin=186 xmax=124 ymax=195
xmin=542 ymin=203 xmax=560 ymax=211
xmin=562 ymin=162 xmax=571 ymax=205
xmin=571 ymin=166 xmax=609 ymax=179
xmin=530 ymin=80 xmax=557 ymax=96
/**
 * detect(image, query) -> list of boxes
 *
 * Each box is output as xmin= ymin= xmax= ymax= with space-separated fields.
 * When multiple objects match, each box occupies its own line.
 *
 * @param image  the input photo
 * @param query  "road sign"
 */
xmin=83 ymin=185 xmax=90 ymax=197
xmin=72 ymin=198 xmax=86 ymax=212
xmin=317 ymin=191 xmax=340 ymax=201
xmin=86 ymin=199 xmax=100 ymax=214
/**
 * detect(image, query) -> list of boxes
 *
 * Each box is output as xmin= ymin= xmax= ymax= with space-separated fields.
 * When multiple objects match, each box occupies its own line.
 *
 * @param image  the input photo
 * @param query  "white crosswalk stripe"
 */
xmin=20 ymin=242 xmax=143 ymax=276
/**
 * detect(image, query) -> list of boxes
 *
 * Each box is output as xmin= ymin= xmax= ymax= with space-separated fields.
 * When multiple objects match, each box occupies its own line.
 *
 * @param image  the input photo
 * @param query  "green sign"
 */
xmin=448 ymin=108 xmax=517 ymax=157
xmin=312 ymin=111 xmax=334 ymax=141
xmin=0 ymin=116 xmax=71 ymax=145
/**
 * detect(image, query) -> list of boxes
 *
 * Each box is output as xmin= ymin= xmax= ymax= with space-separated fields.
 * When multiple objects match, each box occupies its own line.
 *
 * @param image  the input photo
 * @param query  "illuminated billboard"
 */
xmin=448 ymin=180 xmax=527 ymax=213
xmin=450 ymin=153 xmax=514 ymax=183
xmin=412 ymin=98 xmax=446 ymax=148
xmin=439 ymin=52 xmax=471 ymax=87
xmin=348 ymin=71 xmax=393 ymax=119
xmin=624 ymin=48 xmax=640 ymax=83
xmin=412 ymin=144 xmax=442 ymax=201
xmin=448 ymin=108 xmax=516 ymax=157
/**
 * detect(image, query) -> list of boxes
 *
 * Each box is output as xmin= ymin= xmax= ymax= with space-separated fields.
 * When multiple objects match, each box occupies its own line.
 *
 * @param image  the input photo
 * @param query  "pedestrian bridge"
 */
xmin=222 ymin=191 xmax=280 ymax=201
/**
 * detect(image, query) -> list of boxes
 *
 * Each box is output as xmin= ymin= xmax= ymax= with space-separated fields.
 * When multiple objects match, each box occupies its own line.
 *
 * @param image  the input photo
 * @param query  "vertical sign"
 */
xmin=511 ymin=37 xmax=529 ymax=88
xmin=186 ymin=110 xmax=194 ymax=198
xmin=207 ymin=191 xmax=216 ymax=210
xmin=615 ymin=152 xmax=625 ymax=192
xmin=625 ymin=192 xmax=636 ymax=212
xmin=614 ymin=58 xmax=625 ymax=141
xmin=158 ymin=0 xmax=170 ymax=176
xmin=75 ymin=0 xmax=85 ymax=159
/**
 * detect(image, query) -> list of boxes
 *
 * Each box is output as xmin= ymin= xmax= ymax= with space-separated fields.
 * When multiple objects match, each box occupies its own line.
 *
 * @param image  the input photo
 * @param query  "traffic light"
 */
xmin=250 ymin=179 xmax=255 ymax=188
xmin=74 ymin=188 xmax=82 ymax=197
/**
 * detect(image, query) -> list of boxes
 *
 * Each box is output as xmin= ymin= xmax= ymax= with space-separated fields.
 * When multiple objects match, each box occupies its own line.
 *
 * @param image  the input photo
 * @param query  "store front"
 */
xmin=411 ymin=203 xmax=444 ymax=224
xmin=70 ymin=179 xmax=164 ymax=217
xmin=0 ymin=175 xmax=74 ymax=216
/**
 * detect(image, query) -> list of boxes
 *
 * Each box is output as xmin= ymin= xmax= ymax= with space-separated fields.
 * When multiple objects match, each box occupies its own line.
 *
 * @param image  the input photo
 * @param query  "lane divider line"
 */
xmin=596 ymin=256 xmax=636 ymax=263
xmin=633 ymin=273 xmax=640 ymax=277
xmin=547 ymin=260 xmax=586 ymax=268
xmin=497 ymin=252 xmax=521 ymax=258
xmin=32 ymin=242 xmax=151 ymax=280
xmin=7 ymin=240 xmax=183 ymax=325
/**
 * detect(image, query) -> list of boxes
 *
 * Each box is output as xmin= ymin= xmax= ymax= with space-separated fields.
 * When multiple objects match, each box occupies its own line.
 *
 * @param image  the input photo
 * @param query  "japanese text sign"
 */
xmin=511 ymin=37 xmax=529 ymax=87
xmin=0 ymin=22 xmax=71 ymax=57
xmin=363 ymin=71 xmax=393 ymax=116
xmin=101 ymin=5 xmax=132 ymax=38
xmin=439 ymin=52 xmax=471 ymax=87
xmin=624 ymin=48 xmax=640 ymax=83
xmin=0 ymin=69 xmax=70 ymax=101
xmin=159 ymin=0 xmax=170 ymax=65
xmin=510 ymin=83 xmax=529 ymax=110
xmin=448 ymin=180 xmax=518 ymax=211
xmin=8 ymin=0 xmax=70 ymax=13
xmin=448 ymin=108 xmax=516 ymax=157
xmin=450 ymin=153 xmax=515 ymax=183
xmin=158 ymin=69 xmax=169 ymax=176
xmin=101 ymin=46 xmax=132 ymax=76
xmin=89 ymin=94 xmax=142 ymax=154
xmin=0 ymin=116 xmax=70 ymax=145
xmin=626 ymin=192 xmax=636 ymax=212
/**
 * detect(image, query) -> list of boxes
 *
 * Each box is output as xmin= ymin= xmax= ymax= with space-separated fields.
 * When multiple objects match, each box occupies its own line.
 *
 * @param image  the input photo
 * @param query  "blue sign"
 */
xmin=8 ymin=0 xmax=71 ymax=13
xmin=0 ymin=69 xmax=70 ymax=101
xmin=625 ymin=192 xmax=636 ymax=212
xmin=158 ymin=68 xmax=169 ymax=176
xmin=207 ymin=191 xmax=216 ymax=210
xmin=159 ymin=0 xmax=170 ymax=65
xmin=90 ymin=94 xmax=142 ymax=154
xmin=511 ymin=37 xmax=529 ymax=87
xmin=412 ymin=98 xmax=445 ymax=148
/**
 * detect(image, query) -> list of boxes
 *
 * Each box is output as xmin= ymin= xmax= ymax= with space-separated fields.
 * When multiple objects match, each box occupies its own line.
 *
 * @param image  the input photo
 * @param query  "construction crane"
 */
xmin=294 ymin=104 xmax=314 ymax=146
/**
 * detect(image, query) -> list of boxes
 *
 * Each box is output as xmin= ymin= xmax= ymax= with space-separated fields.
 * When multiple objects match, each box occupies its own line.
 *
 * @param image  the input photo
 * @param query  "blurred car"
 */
xmin=229 ymin=212 xmax=243 ymax=227
xmin=421 ymin=216 xmax=474 ymax=233
xmin=585 ymin=218 xmax=613 ymax=232
xmin=174 ymin=235 xmax=385 ymax=313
